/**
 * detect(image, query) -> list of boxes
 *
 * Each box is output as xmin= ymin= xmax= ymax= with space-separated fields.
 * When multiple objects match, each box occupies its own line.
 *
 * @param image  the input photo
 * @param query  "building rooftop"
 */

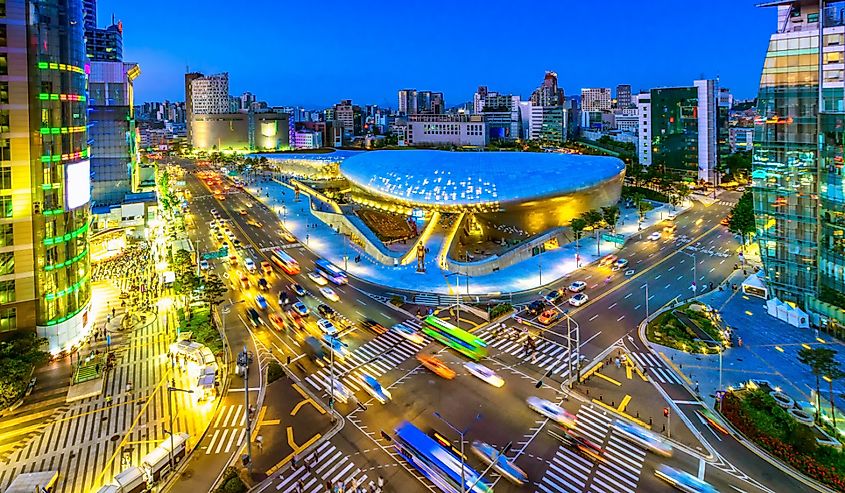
xmin=340 ymin=150 xmax=625 ymax=207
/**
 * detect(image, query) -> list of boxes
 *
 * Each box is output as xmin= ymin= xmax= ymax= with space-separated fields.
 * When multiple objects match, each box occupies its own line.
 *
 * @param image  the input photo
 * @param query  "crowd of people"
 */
xmin=92 ymin=242 xmax=163 ymax=313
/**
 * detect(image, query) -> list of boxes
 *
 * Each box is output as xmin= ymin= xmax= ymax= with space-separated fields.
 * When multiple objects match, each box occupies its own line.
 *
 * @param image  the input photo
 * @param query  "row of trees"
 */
xmin=727 ymin=191 xmax=756 ymax=250
xmin=625 ymin=161 xmax=693 ymax=208
xmin=172 ymin=250 xmax=228 ymax=315
xmin=570 ymin=205 xmax=621 ymax=264
xmin=798 ymin=346 xmax=845 ymax=428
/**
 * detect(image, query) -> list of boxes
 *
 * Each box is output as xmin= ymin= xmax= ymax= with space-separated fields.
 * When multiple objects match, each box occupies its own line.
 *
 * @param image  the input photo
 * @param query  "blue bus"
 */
xmin=314 ymin=259 xmax=348 ymax=285
xmin=393 ymin=421 xmax=493 ymax=493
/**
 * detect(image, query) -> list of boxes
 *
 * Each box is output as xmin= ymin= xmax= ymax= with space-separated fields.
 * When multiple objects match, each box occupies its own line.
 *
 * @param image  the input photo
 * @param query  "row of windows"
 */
xmin=0 ymin=308 xmax=16 ymax=333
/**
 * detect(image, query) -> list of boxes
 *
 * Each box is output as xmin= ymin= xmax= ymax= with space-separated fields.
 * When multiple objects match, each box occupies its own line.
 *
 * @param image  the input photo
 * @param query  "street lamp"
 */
xmin=166 ymin=381 xmax=193 ymax=471
xmin=327 ymin=336 xmax=349 ymax=423
xmin=237 ymin=347 xmax=254 ymax=474
xmin=433 ymin=411 xmax=481 ymax=493
xmin=643 ymin=283 xmax=650 ymax=321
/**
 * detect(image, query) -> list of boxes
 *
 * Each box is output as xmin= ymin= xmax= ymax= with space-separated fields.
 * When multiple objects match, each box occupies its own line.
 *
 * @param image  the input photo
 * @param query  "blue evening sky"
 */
xmin=98 ymin=0 xmax=774 ymax=108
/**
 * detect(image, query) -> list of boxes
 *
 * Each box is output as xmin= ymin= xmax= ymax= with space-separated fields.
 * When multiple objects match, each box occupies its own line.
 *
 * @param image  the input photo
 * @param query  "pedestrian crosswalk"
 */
xmin=304 ymin=319 xmax=427 ymax=395
xmin=535 ymin=405 xmax=645 ymax=493
xmin=628 ymin=352 xmax=686 ymax=385
xmin=474 ymin=326 xmax=581 ymax=379
xmin=201 ymin=404 xmax=248 ymax=455
xmin=272 ymin=441 xmax=376 ymax=493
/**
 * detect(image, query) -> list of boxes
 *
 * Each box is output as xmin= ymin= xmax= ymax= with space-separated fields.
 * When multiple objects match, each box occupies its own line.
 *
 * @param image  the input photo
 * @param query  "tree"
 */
xmin=202 ymin=274 xmax=229 ymax=312
xmin=601 ymin=205 xmax=620 ymax=233
xmin=798 ymin=347 xmax=838 ymax=422
xmin=818 ymin=351 xmax=845 ymax=428
xmin=0 ymin=332 xmax=49 ymax=409
xmin=632 ymin=194 xmax=653 ymax=226
xmin=570 ymin=218 xmax=587 ymax=267
xmin=728 ymin=191 xmax=755 ymax=250
xmin=626 ymin=161 xmax=644 ymax=188
xmin=579 ymin=209 xmax=604 ymax=256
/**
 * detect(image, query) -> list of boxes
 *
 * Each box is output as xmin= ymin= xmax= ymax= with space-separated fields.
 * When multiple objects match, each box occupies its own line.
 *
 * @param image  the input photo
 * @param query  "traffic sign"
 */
xmin=202 ymin=246 xmax=229 ymax=260
xmin=601 ymin=233 xmax=625 ymax=246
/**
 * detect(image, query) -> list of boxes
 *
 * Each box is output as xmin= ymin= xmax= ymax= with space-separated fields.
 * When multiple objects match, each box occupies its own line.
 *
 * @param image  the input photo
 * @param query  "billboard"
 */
xmin=65 ymin=159 xmax=91 ymax=210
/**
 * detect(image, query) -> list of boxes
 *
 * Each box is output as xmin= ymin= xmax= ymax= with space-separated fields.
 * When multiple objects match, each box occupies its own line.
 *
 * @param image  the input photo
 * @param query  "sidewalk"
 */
xmin=242 ymin=174 xmax=689 ymax=295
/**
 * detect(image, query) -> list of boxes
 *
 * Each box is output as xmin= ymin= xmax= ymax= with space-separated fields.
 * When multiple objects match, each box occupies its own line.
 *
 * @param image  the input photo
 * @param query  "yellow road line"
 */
xmin=260 ymin=419 xmax=281 ymax=426
xmin=594 ymin=372 xmax=622 ymax=386
xmin=592 ymin=399 xmax=651 ymax=429
xmin=659 ymin=352 xmax=694 ymax=386
xmin=579 ymin=361 xmax=603 ymax=382
xmin=625 ymin=364 xmax=632 ymax=380
xmin=291 ymin=383 xmax=326 ymax=416
xmin=265 ymin=431 xmax=322 ymax=476
xmin=618 ymin=394 xmax=632 ymax=413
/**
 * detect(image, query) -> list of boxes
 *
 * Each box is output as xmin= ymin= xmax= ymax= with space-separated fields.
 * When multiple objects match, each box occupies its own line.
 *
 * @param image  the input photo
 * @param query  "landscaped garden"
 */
xmin=722 ymin=387 xmax=845 ymax=492
xmin=646 ymin=302 xmax=726 ymax=353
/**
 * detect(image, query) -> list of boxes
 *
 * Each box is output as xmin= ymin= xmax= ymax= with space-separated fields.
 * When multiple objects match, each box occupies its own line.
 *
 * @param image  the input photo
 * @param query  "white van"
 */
xmin=244 ymin=258 xmax=256 ymax=272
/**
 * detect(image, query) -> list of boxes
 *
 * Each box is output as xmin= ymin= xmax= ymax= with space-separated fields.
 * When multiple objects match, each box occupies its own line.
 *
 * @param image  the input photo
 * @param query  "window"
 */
xmin=0 ymin=167 xmax=9 ymax=190
xmin=0 ymin=251 xmax=13 ymax=275
xmin=0 ymin=279 xmax=13 ymax=303
xmin=0 ymin=110 xmax=8 ymax=133
xmin=0 ymin=196 xmax=9 ymax=218
xmin=0 ymin=55 xmax=6 ymax=76
xmin=0 ymin=82 xmax=7 ymax=104
xmin=0 ymin=223 xmax=12 ymax=247
xmin=0 ymin=139 xmax=8 ymax=161
xmin=809 ymin=12 xmax=819 ymax=23
xmin=0 ymin=308 xmax=16 ymax=333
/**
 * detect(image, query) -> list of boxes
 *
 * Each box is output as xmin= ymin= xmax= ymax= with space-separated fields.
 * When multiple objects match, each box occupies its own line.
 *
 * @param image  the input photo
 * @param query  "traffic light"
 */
xmin=663 ymin=407 xmax=670 ymax=417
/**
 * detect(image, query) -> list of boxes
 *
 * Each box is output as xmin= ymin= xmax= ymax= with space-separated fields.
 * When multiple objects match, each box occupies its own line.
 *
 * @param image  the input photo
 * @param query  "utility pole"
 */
xmin=238 ymin=347 xmax=254 ymax=474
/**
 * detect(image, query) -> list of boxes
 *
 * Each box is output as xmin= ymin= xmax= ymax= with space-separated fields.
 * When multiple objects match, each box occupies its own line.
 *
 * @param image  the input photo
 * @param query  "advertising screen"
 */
xmin=65 ymin=159 xmax=91 ymax=210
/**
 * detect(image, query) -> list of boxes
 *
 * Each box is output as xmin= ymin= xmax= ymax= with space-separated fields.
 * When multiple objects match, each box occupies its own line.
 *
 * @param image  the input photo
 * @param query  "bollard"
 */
xmin=600 ymin=395 xmax=603 ymax=401
xmin=649 ymin=417 xmax=653 ymax=426
xmin=662 ymin=424 xmax=666 ymax=432
xmin=612 ymin=401 xmax=615 ymax=407
xmin=286 ymin=355 xmax=291 ymax=365
xmin=586 ymin=389 xmax=589 ymax=396
xmin=636 ymin=411 xmax=639 ymax=418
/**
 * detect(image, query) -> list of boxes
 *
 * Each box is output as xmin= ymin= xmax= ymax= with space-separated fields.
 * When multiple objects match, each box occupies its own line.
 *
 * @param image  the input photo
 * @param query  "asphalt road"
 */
xmin=176 ymin=163 xmax=813 ymax=493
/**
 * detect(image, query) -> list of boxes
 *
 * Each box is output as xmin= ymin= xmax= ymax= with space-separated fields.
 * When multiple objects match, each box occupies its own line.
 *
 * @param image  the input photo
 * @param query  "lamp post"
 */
xmin=433 ymin=411 xmax=481 ymax=493
xmin=327 ymin=336 xmax=348 ymax=423
xmin=643 ymin=283 xmax=650 ymax=321
xmin=166 ymin=381 xmax=193 ymax=471
xmin=237 ymin=347 xmax=254 ymax=474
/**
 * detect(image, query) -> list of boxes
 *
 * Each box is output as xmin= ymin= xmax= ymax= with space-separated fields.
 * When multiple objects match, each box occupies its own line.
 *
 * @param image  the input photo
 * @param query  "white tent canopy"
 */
xmin=766 ymin=298 xmax=810 ymax=328
xmin=741 ymin=274 xmax=768 ymax=299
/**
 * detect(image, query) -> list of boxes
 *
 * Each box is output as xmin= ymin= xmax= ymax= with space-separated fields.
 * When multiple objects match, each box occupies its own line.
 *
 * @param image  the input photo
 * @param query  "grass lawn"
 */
xmin=178 ymin=306 xmax=223 ymax=354
xmin=646 ymin=307 xmax=718 ymax=354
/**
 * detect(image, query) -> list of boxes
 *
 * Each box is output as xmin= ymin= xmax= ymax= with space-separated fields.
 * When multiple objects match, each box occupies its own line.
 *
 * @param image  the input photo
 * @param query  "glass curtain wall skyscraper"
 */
xmin=0 ymin=0 xmax=92 ymax=350
xmin=753 ymin=0 xmax=845 ymax=325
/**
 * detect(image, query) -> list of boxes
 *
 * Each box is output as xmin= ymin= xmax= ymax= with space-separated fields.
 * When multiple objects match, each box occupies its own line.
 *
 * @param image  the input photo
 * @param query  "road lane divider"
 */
xmin=591 ymin=398 xmax=650 ymax=429
xmin=658 ymin=351 xmax=694 ymax=386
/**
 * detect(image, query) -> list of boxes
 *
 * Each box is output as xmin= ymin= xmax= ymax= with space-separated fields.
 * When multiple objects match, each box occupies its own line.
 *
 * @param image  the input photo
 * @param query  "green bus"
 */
xmin=422 ymin=315 xmax=488 ymax=360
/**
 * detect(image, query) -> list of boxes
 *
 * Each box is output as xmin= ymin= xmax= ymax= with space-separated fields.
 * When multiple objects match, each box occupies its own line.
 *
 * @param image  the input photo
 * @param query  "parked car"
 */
xmin=527 ymin=300 xmax=547 ymax=316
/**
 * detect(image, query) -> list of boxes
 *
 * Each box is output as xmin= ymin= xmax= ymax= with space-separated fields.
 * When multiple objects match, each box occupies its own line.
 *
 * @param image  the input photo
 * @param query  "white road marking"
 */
xmin=608 ymin=303 xmax=617 ymax=309
xmin=589 ymin=315 xmax=598 ymax=322
xmin=624 ymin=293 xmax=632 ymax=299
xmin=616 ymin=315 xmax=625 ymax=322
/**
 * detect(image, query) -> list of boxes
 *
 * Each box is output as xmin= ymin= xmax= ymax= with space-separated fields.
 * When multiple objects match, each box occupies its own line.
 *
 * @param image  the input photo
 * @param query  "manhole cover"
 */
xmin=110 ymin=434 xmax=120 ymax=442
xmin=180 ymin=470 xmax=193 ymax=479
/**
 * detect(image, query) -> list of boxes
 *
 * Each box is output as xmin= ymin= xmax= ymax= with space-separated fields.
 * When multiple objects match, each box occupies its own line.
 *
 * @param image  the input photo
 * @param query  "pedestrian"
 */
xmin=95 ymin=363 xmax=100 ymax=373
xmin=112 ymin=307 xmax=116 ymax=318
xmin=614 ymin=357 xmax=620 ymax=368
xmin=256 ymin=434 xmax=263 ymax=450
xmin=377 ymin=476 xmax=384 ymax=491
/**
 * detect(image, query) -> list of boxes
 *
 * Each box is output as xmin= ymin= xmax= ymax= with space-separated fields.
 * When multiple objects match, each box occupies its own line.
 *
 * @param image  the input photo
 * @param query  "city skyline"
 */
xmin=100 ymin=0 xmax=773 ymax=106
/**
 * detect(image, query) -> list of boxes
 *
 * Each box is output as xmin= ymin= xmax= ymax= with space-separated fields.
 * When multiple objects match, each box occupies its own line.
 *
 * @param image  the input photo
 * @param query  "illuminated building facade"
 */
xmin=753 ymin=0 xmax=845 ymax=324
xmin=0 ymin=0 xmax=92 ymax=349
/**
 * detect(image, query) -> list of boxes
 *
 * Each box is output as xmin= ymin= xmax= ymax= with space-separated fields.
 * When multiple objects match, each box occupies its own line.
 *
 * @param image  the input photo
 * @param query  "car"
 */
xmin=319 ymin=287 xmax=340 ymax=302
xmin=470 ymin=441 xmax=528 ymax=486
xmin=215 ymin=233 xmax=225 ymax=244
xmin=527 ymin=299 xmax=547 ymax=315
xmin=550 ymin=429 xmax=603 ymax=461
xmin=199 ymin=259 xmax=210 ymax=270
xmin=239 ymin=209 xmax=248 ymax=216
xmin=655 ymin=465 xmax=718 ymax=493
xmin=662 ymin=224 xmax=677 ymax=235
xmin=261 ymin=261 xmax=273 ymax=275
xmin=611 ymin=419 xmax=673 ymax=456
xmin=720 ymin=216 xmax=731 ymax=226
xmin=238 ymin=271 xmax=250 ymax=289
xmin=317 ymin=304 xmax=337 ymax=319
xmin=292 ymin=302 xmax=309 ymax=317
xmin=307 ymin=272 xmax=328 ymax=286
xmin=255 ymin=294 xmax=268 ymax=310
xmin=278 ymin=291 xmax=290 ymax=305
xmin=321 ymin=334 xmax=348 ymax=360
xmin=666 ymin=211 xmax=678 ymax=221
xmin=247 ymin=219 xmax=262 ymax=228
xmin=648 ymin=232 xmax=662 ymax=241
xmin=526 ymin=396 xmax=576 ymax=428
xmin=599 ymin=254 xmax=618 ymax=267
xmin=612 ymin=258 xmax=629 ymax=271
xmin=244 ymin=258 xmax=256 ymax=272
xmin=362 ymin=319 xmax=388 ymax=335
xmin=544 ymin=289 xmax=566 ymax=304
xmin=232 ymin=239 xmax=242 ymax=248
xmin=538 ymin=309 xmax=561 ymax=325
xmin=567 ymin=281 xmax=587 ymax=293
xmin=210 ymin=208 xmax=219 ymax=217
xmin=464 ymin=362 xmax=505 ymax=387
xmin=316 ymin=318 xmax=338 ymax=336
xmin=392 ymin=322 xmax=425 ymax=344
xmin=281 ymin=231 xmax=297 ymax=243
xmin=287 ymin=310 xmax=306 ymax=331
xmin=360 ymin=374 xmax=392 ymax=404
xmin=417 ymin=354 xmax=456 ymax=379
xmin=257 ymin=278 xmax=269 ymax=291
xmin=246 ymin=308 xmax=261 ymax=327
xmin=568 ymin=293 xmax=589 ymax=307
xmin=291 ymin=283 xmax=307 ymax=297
xmin=327 ymin=379 xmax=353 ymax=405
xmin=268 ymin=312 xmax=285 ymax=331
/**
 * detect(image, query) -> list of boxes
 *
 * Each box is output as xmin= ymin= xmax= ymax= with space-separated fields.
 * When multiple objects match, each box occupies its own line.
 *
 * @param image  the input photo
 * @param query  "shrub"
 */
xmin=216 ymin=467 xmax=246 ymax=493
xmin=389 ymin=295 xmax=403 ymax=307
xmin=490 ymin=303 xmax=513 ymax=319
xmin=267 ymin=360 xmax=285 ymax=384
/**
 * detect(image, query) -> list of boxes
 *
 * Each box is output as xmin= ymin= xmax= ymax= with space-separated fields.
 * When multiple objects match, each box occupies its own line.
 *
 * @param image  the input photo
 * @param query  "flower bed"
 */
xmin=646 ymin=310 xmax=712 ymax=353
xmin=721 ymin=389 xmax=845 ymax=491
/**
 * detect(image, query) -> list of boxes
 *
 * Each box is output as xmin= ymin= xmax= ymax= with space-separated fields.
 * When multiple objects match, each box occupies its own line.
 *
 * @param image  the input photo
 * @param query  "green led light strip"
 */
xmin=44 ymin=248 xmax=88 ymax=272
xmin=45 ymin=299 xmax=89 ymax=326
xmin=44 ymin=275 xmax=88 ymax=301
xmin=43 ymin=221 xmax=89 ymax=246
xmin=39 ymin=126 xmax=86 ymax=135
xmin=40 ymin=149 xmax=90 ymax=163
xmin=37 ymin=61 xmax=86 ymax=74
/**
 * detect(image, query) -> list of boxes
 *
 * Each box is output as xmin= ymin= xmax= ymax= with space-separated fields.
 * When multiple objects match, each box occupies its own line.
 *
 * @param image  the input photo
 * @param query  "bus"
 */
xmin=271 ymin=248 xmax=300 ymax=275
xmin=394 ymin=421 xmax=493 ymax=493
xmin=422 ymin=315 xmax=487 ymax=360
xmin=314 ymin=259 xmax=347 ymax=285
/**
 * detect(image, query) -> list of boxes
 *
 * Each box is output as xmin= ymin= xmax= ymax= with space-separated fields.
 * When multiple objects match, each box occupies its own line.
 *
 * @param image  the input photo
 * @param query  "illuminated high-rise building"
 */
xmin=0 ymin=0 xmax=92 ymax=350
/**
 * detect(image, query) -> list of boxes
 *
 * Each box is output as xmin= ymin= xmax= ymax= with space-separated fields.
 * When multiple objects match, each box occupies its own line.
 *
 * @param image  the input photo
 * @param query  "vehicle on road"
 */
xmin=319 ymin=286 xmax=340 ymax=302
xmin=667 ymin=211 xmax=677 ymax=221
xmin=238 ymin=271 xmax=250 ymax=289
xmin=327 ymin=379 xmax=353 ymax=405
xmin=268 ymin=312 xmax=285 ymax=331
xmin=292 ymin=302 xmax=309 ymax=317
xmin=611 ymin=419 xmax=673 ymax=456
xmin=271 ymin=248 xmax=300 ymax=275
xmin=228 ymin=254 xmax=238 ymax=266
xmin=567 ymin=280 xmax=587 ymax=292
xmin=261 ymin=261 xmax=273 ymax=275
xmin=544 ymin=289 xmax=566 ymax=304
xmin=393 ymin=322 xmax=425 ymax=344
xmin=317 ymin=304 xmax=337 ymax=319
xmin=314 ymin=259 xmax=348 ymax=285
xmin=307 ymin=271 xmax=328 ymax=286
xmin=470 ymin=440 xmax=528 ymax=486
xmin=662 ymin=224 xmax=677 ymax=235
xmin=291 ymin=283 xmax=307 ymax=297
xmin=255 ymin=294 xmax=268 ymax=310
xmin=654 ymin=465 xmax=717 ymax=493
xmin=612 ymin=258 xmax=629 ymax=271
xmin=538 ymin=308 xmax=561 ymax=325
xmin=549 ymin=428 xmax=603 ymax=461
xmin=464 ymin=362 xmax=504 ymax=387
xmin=417 ymin=354 xmax=456 ymax=379
xmin=393 ymin=421 xmax=493 ymax=493
xmin=199 ymin=259 xmax=209 ymax=270
xmin=361 ymin=374 xmax=392 ymax=404
xmin=278 ymin=291 xmax=290 ymax=305
xmin=527 ymin=299 xmax=547 ymax=315
xmin=304 ymin=336 xmax=325 ymax=361
xmin=568 ymin=293 xmax=589 ymax=307
xmin=281 ymin=231 xmax=297 ymax=243
xmin=736 ymin=186 xmax=746 ymax=192
xmin=648 ymin=232 xmax=662 ymax=241
xmin=422 ymin=315 xmax=487 ymax=360
xmin=527 ymin=396 xmax=576 ymax=428
xmin=316 ymin=318 xmax=338 ymax=336
xmin=246 ymin=308 xmax=261 ymax=327
xmin=246 ymin=219 xmax=262 ymax=228
xmin=599 ymin=254 xmax=618 ymax=267
xmin=321 ymin=334 xmax=348 ymax=360
xmin=720 ymin=215 xmax=731 ymax=226
xmin=362 ymin=319 xmax=388 ymax=335
xmin=257 ymin=277 xmax=269 ymax=291
xmin=244 ymin=257 xmax=256 ymax=272
xmin=238 ymin=209 xmax=248 ymax=216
